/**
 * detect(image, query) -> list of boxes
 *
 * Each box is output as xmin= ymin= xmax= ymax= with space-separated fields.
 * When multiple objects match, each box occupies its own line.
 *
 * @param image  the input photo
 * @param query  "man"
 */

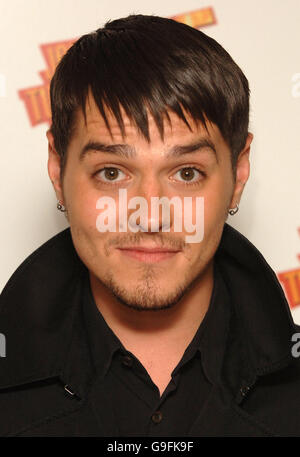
xmin=0 ymin=14 xmax=299 ymax=437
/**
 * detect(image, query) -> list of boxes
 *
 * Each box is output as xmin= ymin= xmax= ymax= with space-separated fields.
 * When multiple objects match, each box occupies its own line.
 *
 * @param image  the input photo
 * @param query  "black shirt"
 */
xmin=82 ymin=260 xmax=231 ymax=437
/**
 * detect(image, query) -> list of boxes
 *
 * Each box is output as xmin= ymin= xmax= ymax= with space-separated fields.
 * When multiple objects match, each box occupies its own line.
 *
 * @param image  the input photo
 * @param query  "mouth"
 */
xmin=117 ymin=246 xmax=181 ymax=263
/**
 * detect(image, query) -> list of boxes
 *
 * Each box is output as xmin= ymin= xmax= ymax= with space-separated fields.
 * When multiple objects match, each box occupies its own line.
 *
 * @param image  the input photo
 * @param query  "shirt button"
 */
xmin=122 ymin=355 xmax=133 ymax=367
xmin=151 ymin=410 xmax=163 ymax=424
xmin=240 ymin=385 xmax=250 ymax=397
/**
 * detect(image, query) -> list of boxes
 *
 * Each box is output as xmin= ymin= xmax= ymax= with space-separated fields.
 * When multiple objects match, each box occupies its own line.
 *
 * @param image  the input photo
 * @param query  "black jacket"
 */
xmin=0 ymin=223 xmax=300 ymax=437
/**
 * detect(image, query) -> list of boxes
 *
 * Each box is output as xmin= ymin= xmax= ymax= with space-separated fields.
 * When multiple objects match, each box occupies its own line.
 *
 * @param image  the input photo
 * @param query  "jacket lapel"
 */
xmin=188 ymin=384 xmax=274 ymax=436
xmin=0 ymin=228 xmax=94 ymax=398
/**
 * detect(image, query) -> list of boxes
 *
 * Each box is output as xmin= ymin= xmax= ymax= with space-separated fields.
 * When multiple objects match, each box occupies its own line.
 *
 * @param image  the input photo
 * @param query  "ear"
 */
xmin=229 ymin=132 xmax=253 ymax=209
xmin=46 ymin=129 xmax=65 ymax=204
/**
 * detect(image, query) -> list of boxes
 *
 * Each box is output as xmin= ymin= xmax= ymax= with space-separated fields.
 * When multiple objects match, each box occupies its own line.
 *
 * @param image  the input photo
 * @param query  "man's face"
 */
xmin=48 ymin=94 xmax=251 ymax=311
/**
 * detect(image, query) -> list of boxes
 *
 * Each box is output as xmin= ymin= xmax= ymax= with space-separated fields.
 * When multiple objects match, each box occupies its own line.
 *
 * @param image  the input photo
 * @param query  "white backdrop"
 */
xmin=0 ymin=0 xmax=299 ymax=320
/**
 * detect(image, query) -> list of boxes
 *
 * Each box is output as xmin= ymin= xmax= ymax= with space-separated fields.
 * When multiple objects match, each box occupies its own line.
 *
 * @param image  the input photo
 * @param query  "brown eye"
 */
xmin=180 ymin=168 xmax=196 ymax=181
xmin=96 ymin=167 xmax=126 ymax=183
xmin=104 ymin=168 xmax=119 ymax=180
xmin=173 ymin=167 xmax=203 ymax=184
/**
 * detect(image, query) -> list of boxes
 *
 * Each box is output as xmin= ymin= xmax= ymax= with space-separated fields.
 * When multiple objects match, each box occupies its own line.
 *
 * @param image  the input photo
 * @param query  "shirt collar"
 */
xmin=82 ymin=259 xmax=231 ymax=386
xmin=82 ymin=268 xmax=123 ymax=379
xmin=198 ymin=260 xmax=232 ymax=385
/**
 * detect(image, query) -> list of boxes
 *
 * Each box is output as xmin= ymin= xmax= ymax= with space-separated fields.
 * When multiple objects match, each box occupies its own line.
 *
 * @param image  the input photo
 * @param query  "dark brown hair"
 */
xmin=49 ymin=14 xmax=250 ymax=180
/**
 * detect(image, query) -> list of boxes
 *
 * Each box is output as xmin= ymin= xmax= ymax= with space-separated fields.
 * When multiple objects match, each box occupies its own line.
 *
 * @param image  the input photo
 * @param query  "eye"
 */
xmin=172 ymin=167 xmax=205 ymax=184
xmin=95 ymin=167 xmax=126 ymax=183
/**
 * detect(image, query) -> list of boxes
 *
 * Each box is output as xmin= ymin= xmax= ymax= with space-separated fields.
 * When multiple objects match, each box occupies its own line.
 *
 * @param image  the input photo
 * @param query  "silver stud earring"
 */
xmin=228 ymin=203 xmax=239 ymax=216
xmin=57 ymin=201 xmax=67 ymax=212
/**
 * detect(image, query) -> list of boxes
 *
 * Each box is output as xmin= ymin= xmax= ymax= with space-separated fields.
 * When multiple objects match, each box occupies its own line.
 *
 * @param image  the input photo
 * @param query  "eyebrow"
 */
xmin=79 ymin=138 xmax=217 ymax=161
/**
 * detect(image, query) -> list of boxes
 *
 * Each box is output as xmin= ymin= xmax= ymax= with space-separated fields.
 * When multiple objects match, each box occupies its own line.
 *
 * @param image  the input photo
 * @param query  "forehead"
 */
xmin=71 ymin=91 xmax=225 ymax=150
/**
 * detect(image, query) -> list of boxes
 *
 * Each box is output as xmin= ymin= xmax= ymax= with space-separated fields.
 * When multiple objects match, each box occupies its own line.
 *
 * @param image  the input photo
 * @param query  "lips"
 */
xmin=117 ymin=246 xmax=181 ymax=263
xmin=118 ymin=246 xmax=180 ymax=253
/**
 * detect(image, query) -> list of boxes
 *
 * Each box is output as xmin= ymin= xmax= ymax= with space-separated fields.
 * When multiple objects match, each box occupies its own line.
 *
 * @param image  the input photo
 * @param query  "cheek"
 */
xmin=204 ymin=192 xmax=227 ymax=223
xmin=202 ymin=175 xmax=232 ymax=237
xmin=63 ymin=171 xmax=101 ymax=230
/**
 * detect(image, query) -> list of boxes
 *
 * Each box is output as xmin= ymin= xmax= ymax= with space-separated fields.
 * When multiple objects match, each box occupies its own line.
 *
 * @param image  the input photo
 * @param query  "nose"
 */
xmin=127 ymin=177 xmax=173 ymax=234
